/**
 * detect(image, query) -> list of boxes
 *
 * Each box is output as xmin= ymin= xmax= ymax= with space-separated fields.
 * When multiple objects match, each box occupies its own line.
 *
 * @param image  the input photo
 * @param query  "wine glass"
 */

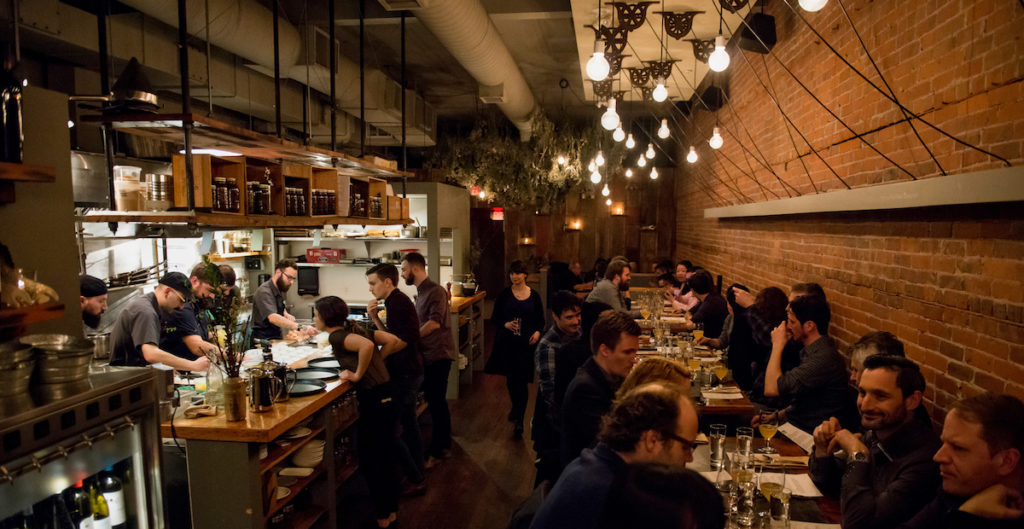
xmin=692 ymin=322 xmax=705 ymax=342
xmin=758 ymin=409 xmax=779 ymax=454
xmin=757 ymin=463 xmax=785 ymax=502
xmin=713 ymin=363 xmax=729 ymax=388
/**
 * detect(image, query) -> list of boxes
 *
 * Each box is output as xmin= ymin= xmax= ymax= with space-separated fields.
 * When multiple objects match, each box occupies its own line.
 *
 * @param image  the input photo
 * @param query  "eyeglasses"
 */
xmin=170 ymin=289 xmax=186 ymax=305
xmin=283 ymin=273 xmax=297 ymax=281
xmin=663 ymin=431 xmax=698 ymax=452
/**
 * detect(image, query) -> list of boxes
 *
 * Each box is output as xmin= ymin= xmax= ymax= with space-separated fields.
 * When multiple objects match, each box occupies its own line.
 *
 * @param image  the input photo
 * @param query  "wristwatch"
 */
xmin=850 ymin=451 xmax=868 ymax=463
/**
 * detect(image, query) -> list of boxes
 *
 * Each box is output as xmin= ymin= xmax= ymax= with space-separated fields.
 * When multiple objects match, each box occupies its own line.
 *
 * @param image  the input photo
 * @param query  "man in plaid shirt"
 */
xmin=533 ymin=290 xmax=589 ymax=484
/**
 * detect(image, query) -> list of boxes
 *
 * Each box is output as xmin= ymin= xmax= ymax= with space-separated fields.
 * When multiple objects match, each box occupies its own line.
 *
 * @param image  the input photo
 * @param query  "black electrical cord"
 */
xmin=170 ymin=386 xmax=185 ymax=455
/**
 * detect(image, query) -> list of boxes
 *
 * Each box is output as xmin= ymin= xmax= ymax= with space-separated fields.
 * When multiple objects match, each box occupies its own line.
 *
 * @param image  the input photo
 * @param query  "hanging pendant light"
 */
xmin=652 ymin=80 xmax=668 ymax=102
xmin=595 ymin=150 xmax=606 ymax=167
xmin=686 ymin=146 xmax=698 ymax=163
xmin=637 ymin=156 xmax=647 ymax=168
xmin=601 ymin=98 xmax=619 ymax=130
xmin=587 ymin=39 xmax=610 ymax=81
xmin=645 ymin=143 xmax=656 ymax=159
xmin=613 ymin=125 xmax=625 ymax=142
xmin=657 ymin=119 xmax=670 ymax=139
xmin=625 ymin=134 xmax=636 ymax=149
xmin=590 ymin=170 xmax=602 ymax=184
xmin=709 ymin=127 xmax=724 ymax=149
xmin=650 ymin=167 xmax=659 ymax=180
xmin=601 ymin=183 xmax=610 ymax=196
xmin=605 ymin=198 xmax=612 ymax=206
xmin=588 ymin=160 xmax=597 ymax=172
xmin=708 ymin=35 xmax=730 ymax=72
xmin=557 ymin=154 xmax=567 ymax=165
xmin=479 ymin=189 xmax=487 ymax=199
xmin=798 ymin=0 xmax=828 ymax=12
xmin=625 ymin=168 xmax=633 ymax=178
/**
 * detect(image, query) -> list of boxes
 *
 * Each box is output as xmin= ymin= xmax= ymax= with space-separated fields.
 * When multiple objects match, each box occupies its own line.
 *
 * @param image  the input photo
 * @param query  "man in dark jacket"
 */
xmin=810 ymin=355 xmax=940 ymax=529
xmin=898 ymin=393 xmax=1024 ymax=529
xmin=560 ymin=310 xmax=640 ymax=467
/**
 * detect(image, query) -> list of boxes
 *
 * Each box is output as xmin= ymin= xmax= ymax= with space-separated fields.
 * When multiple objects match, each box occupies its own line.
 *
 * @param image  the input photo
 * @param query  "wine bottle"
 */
xmin=98 ymin=468 xmax=126 ymax=529
xmin=65 ymin=482 xmax=93 ymax=529
xmin=86 ymin=480 xmax=110 ymax=529
xmin=0 ymin=55 xmax=23 ymax=163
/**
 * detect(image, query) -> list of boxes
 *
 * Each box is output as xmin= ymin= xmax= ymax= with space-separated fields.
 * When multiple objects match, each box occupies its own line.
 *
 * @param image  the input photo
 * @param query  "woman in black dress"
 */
xmin=314 ymin=296 xmax=402 ymax=529
xmin=485 ymin=260 xmax=545 ymax=438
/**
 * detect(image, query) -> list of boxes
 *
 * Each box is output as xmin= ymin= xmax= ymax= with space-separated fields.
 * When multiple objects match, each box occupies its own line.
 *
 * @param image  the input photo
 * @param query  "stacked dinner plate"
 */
xmin=292 ymin=439 xmax=325 ymax=468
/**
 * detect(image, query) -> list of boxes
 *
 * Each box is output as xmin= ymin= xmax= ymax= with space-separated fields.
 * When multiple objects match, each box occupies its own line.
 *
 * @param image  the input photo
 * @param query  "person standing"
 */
xmin=80 ymin=274 xmax=108 ymax=334
xmin=159 ymin=263 xmax=221 ymax=362
xmin=366 ymin=263 xmax=426 ymax=494
xmin=109 ymin=272 xmax=209 ymax=372
xmin=314 ymin=296 xmax=404 ymax=529
xmin=486 ymin=260 xmax=545 ymax=438
xmin=400 ymin=252 xmax=455 ymax=468
xmin=250 ymin=259 xmax=314 ymax=345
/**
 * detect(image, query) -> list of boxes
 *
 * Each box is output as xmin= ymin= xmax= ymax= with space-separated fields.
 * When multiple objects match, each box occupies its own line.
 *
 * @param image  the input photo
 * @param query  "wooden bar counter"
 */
xmin=449 ymin=291 xmax=486 ymax=397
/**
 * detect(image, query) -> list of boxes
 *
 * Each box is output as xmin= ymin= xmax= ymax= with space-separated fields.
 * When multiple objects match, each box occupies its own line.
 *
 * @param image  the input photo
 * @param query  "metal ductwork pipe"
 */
xmin=411 ymin=0 xmax=538 ymax=140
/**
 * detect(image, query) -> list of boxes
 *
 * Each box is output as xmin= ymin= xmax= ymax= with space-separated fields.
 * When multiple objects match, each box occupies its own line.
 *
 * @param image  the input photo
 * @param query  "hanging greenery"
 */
xmin=429 ymin=110 xmax=627 ymax=211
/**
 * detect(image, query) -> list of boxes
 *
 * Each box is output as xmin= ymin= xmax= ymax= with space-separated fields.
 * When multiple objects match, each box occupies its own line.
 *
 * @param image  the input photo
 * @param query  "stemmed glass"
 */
xmin=758 ymin=409 xmax=779 ymax=454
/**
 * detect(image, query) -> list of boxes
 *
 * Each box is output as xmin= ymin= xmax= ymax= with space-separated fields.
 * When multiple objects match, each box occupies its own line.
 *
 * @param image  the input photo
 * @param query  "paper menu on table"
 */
xmin=779 ymin=422 xmax=814 ymax=453
xmin=701 ymin=390 xmax=746 ymax=400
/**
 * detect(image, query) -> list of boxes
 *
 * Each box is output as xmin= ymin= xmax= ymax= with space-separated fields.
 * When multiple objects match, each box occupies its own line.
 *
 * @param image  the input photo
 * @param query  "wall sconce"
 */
xmin=518 ymin=236 xmax=535 ymax=246
xmin=610 ymin=202 xmax=626 ymax=216
xmin=564 ymin=218 xmax=583 ymax=231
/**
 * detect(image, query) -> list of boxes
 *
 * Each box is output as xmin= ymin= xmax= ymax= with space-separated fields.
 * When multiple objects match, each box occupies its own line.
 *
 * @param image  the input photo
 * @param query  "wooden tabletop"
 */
xmin=450 ymin=291 xmax=486 ymax=313
xmin=700 ymin=390 xmax=758 ymax=416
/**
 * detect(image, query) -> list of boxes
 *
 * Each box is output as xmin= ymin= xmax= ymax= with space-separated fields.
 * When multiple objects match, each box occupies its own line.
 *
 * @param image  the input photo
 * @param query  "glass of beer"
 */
xmin=692 ymin=322 xmax=704 ymax=342
xmin=758 ymin=409 xmax=779 ymax=454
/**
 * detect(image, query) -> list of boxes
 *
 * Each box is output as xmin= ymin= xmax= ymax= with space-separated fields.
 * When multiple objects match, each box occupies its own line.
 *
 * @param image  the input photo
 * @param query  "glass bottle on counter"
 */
xmin=65 ymin=481 xmax=93 ymax=529
xmin=1 ymin=57 xmax=24 ymax=163
xmin=98 ymin=468 xmax=126 ymax=529
xmin=87 ymin=480 xmax=110 ymax=529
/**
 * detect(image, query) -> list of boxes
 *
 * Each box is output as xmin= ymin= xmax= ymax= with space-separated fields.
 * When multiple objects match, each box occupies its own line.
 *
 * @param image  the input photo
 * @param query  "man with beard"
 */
xmin=400 ymin=252 xmax=454 ymax=469
xmin=80 ymin=274 xmax=108 ymax=333
xmin=159 ymin=263 xmax=222 ymax=361
xmin=810 ymin=355 xmax=940 ymax=529
xmin=585 ymin=259 xmax=637 ymax=316
xmin=110 ymin=272 xmax=210 ymax=372
xmin=250 ymin=259 xmax=314 ymax=345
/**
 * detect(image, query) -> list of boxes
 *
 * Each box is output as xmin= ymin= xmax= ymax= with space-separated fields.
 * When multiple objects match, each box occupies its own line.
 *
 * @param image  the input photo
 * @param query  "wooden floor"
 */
xmin=396 ymin=367 xmax=539 ymax=528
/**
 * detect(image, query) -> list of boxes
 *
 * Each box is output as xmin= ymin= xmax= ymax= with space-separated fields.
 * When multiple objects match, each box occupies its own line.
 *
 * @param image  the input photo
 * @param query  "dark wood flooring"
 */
xmin=396 ymin=368 xmax=538 ymax=528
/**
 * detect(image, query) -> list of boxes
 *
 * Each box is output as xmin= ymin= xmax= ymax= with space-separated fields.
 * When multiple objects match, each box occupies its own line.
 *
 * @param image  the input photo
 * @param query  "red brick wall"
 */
xmin=674 ymin=0 xmax=1024 ymax=417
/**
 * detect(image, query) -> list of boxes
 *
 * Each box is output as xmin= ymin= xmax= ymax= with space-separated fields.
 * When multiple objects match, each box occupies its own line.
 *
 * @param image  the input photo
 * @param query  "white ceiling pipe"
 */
xmin=410 ymin=0 xmax=538 ymax=140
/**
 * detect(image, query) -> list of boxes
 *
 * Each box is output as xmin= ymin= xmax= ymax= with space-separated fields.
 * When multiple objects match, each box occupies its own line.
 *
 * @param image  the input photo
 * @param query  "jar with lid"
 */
xmin=285 ymin=187 xmax=294 ymax=215
xmin=214 ymin=177 xmax=229 ymax=210
xmin=247 ymin=182 xmax=258 ymax=214
xmin=298 ymin=189 xmax=307 ymax=215
xmin=226 ymin=178 xmax=239 ymax=212
xmin=259 ymin=183 xmax=272 ymax=214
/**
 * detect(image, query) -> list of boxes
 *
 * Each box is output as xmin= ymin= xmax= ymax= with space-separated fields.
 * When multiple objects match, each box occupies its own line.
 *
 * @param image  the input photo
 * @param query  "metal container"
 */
xmin=400 ymin=226 xmax=419 ymax=238
xmin=246 ymin=367 xmax=281 ymax=413
xmin=0 ymin=340 xmax=35 ymax=398
xmin=21 ymin=334 xmax=95 ymax=384
xmin=88 ymin=333 xmax=110 ymax=360
xmin=145 ymin=173 xmax=172 ymax=211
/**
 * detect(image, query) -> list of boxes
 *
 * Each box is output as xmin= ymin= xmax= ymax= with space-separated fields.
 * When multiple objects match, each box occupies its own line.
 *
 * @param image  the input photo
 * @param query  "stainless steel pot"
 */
xmin=21 ymin=334 xmax=95 ymax=384
xmin=0 ymin=340 xmax=35 ymax=398
xmin=88 ymin=333 xmax=110 ymax=360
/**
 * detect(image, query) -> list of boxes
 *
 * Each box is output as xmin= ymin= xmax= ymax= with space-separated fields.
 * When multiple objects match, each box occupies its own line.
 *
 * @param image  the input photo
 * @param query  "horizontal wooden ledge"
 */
xmin=704 ymin=165 xmax=1024 ymax=219
xmin=0 ymin=161 xmax=56 ymax=182
xmin=78 ymin=210 xmax=413 ymax=228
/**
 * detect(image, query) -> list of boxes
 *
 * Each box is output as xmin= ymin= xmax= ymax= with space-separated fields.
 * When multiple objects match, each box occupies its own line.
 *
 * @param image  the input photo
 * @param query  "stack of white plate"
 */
xmin=292 ymin=439 xmax=325 ymax=468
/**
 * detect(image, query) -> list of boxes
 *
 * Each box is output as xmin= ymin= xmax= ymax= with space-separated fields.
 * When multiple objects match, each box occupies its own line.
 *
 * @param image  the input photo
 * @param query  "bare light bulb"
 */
xmin=601 ymin=183 xmax=610 ymax=197
xmin=479 ymin=189 xmax=486 ymax=199
xmin=645 ymin=143 xmax=656 ymax=159
xmin=595 ymin=150 xmax=606 ymax=167
xmin=650 ymin=167 xmax=659 ymax=180
xmin=590 ymin=170 xmax=602 ymax=184
xmin=601 ymin=98 xmax=619 ymax=130
xmin=652 ymin=81 xmax=668 ymax=102
xmin=605 ymin=198 xmax=612 ymax=206
xmin=612 ymin=126 xmax=625 ymax=142
xmin=637 ymin=156 xmax=647 ymax=168
xmin=625 ymin=134 xmax=636 ymax=149
xmin=557 ymin=154 xmax=567 ymax=165
xmin=586 ymin=39 xmax=610 ymax=81
xmin=709 ymin=127 xmax=724 ymax=149
xmin=588 ymin=160 xmax=597 ymax=172
xmin=798 ymin=0 xmax=828 ymax=11
xmin=708 ymin=35 xmax=730 ymax=72
xmin=625 ymin=168 xmax=633 ymax=178
xmin=686 ymin=146 xmax=698 ymax=163
xmin=657 ymin=119 xmax=670 ymax=139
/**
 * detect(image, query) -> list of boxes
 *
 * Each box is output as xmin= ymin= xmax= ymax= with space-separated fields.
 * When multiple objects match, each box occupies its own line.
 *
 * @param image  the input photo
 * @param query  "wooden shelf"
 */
xmin=260 ymin=426 xmax=326 ymax=474
xmin=0 ymin=302 xmax=66 ymax=329
xmin=81 ymin=113 xmax=414 ymax=179
xmin=78 ymin=210 xmax=412 ymax=228
xmin=209 ymin=251 xmax=269 ymax=262
xmin=335 ymin=462 xmax=359 ymax=490
xmin=0 ymin=161 xmax=56 ymax=183
xmin=289 ymin=506 xmax=328 ymax=529
xmin=265 ymin=465 xmax=325 ymax=519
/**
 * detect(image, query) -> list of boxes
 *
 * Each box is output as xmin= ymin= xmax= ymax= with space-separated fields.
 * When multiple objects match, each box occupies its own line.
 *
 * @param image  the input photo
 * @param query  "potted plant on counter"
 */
xmin=202 ymin=257 xmax=250 ymax=421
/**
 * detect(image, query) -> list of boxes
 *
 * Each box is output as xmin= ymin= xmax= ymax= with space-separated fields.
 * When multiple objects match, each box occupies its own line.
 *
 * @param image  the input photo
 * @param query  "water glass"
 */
xmin=709 ymin=424 xmax=727 ymax=470
xmin=737 ymin=426 xmax=754 ymax=457
xmin=715 ymin=470 xmax=736 ymax=515
xmin=735 ymin=480 xmax=756 ymax=527
xmin=772 ymin=488 xmax=792 ymax=528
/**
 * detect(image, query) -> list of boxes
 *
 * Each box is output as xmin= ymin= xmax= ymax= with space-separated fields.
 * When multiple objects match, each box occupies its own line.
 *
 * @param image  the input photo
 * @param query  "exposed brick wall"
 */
xmin=674 ymin=0 xmax=1024 ymax=418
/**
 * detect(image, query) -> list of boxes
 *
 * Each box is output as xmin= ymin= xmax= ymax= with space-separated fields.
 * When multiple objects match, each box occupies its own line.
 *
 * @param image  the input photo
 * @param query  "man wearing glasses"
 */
xmin=251 ymin=259 xmax=315 ymax=345
xmin=531 ymin=383 xmax=699 ymax=529
xmin=110 ymin=272 xmax=210 ymax=372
